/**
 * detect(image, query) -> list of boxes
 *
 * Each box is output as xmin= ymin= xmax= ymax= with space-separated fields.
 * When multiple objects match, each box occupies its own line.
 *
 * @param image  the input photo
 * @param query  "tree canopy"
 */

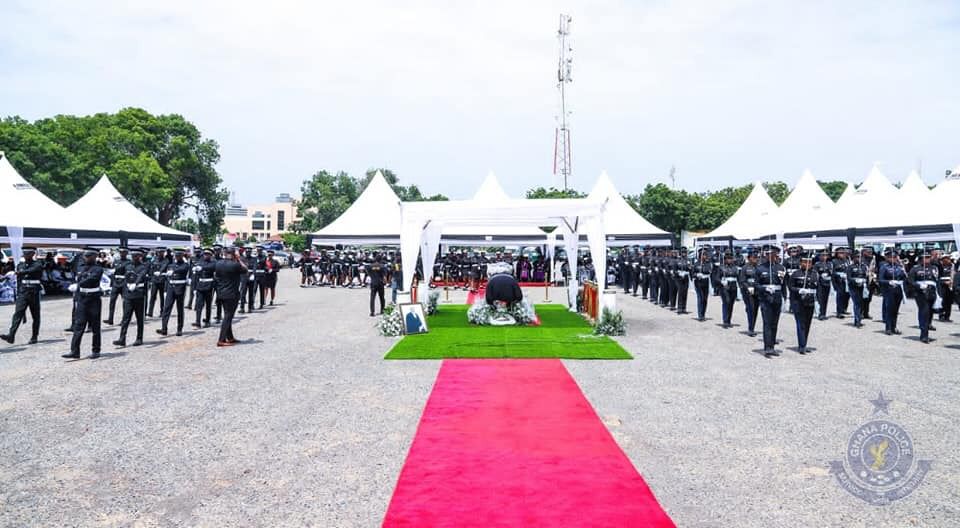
xmin=293 ymin=168 xmax=448 ymax=233
xmin=0 ymin=108 xmax=227 ymax=243
xmin=525 ymin=186 xmax=587 ymax=199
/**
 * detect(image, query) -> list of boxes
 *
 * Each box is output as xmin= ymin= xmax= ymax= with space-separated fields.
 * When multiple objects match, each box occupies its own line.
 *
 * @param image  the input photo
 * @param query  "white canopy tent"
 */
xmin=759 ymin=170 xmax=837 ymax=241
xmin=697 ymin=182 xmax=778 ymax=244
xmin=399 ymin=197 xmax=610 ymax=310
xmin=899 ymin=170 xmax=930 ymax=199
xmin=438 ymin=172 xmax=550 ymax=246
xmin=66 ymin=175 xmax=192 ymax=247
xmin=0 ymin=152 xmax=115 ymax=250
xmin=310 ymin=171 xmax=402 ymax=246
xmin=583 ymin=171 xmax=672 ymax=247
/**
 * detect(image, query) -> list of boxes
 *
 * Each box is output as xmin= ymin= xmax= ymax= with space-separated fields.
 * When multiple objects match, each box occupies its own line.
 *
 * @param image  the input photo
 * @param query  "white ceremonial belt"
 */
xmin=799 ymin=288 xmax=816 ymax=295
xmin=696 ymin=273 xmax=710 ymax=279
xmin=21 ymin=279 xmax=41 ymax=284
xmin=836 ymin=273 xmax=847 ymax=278
xmin=114 ymin=275 xmax=125 ymax=279
xmin=853 ymin=278 xmax=866 ymax=284
xmin=79 ymin=287 xmax=101 ymax=293
xmin=722 ymin=277 xmax=737 ymax=283
xmin=677 ymin=271 xmax=689 ymax=277
xmin=255 ymin=270 xmax=266 ymax=274
xmin=199 ymin=278 xmax=215 ymax=282
xmin=169 ymin=279 xmax=188 ymax=284
xmin=133 ymin=284 xmax=146 ymax=288
xmin=940 ymin=277 xmax=951 ymax=282
xmin=888 ymin=280 xmax=902 ymax=286
xmin=820 ymin=273 xmax=831 ymax=279
xmin=917 ymin=281 xmax=936 ymax=287
xmin=764 ymin=285 xmax=781 ymax=292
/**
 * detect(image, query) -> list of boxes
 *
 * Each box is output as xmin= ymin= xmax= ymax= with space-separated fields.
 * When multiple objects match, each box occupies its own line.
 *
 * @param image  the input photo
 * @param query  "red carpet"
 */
xmin=383 ymin=359 xmax=675 ymax=527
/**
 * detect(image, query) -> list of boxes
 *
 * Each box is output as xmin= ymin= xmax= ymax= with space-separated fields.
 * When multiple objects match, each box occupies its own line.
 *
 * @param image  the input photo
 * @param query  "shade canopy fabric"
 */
xmin=760 ymin=170 xmax=836 ymax=241
xmin=439 ymin=172 xmax=550 ymax=245
xmin=310 ymin=171 xmax=403 ymax=245
xmin=583 ymin=171 xmax=672 ymax=246
xmin=698 ymin=182 xmax=778 ymax=243
xmin=0 ymin=152 xmax=116 ymax=246
xmin=66 ymin=175 xmax=192 ymax=247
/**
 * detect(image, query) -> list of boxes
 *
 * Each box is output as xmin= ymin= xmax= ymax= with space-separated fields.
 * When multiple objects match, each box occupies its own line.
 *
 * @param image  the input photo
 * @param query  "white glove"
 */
xmin=165 ymin=270 xmax=173 ymax=276
xmin=153 ymin=271 xmax=160 ymax=276
xmin=68 ymin=284 xmax=78 ymax=292
xmin=127 ymin=283 xmax=136 ymax=291
xmin=747 ymin=287 xmax=755 ymax=295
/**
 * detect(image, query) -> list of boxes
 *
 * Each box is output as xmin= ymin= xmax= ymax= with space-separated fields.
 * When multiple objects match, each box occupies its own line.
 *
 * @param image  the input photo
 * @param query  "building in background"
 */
xmin=222 ymin=192 xmax=301 ymax=242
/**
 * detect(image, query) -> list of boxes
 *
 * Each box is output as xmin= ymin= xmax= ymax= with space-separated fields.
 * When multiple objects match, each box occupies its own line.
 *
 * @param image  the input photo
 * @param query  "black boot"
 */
xmin=156 ymin=328 xmax=167 ymax=336
xmin=113 ymin=339 xmax=126 ymax=347
xmin=62 ymin=352 xmax=80 ymax=359
xmin=89 ymin=351 xmax=100 ymax=359
xmin=132 ymin=339 xmax=143 ymax=346
xmin=0 ymin=334 xmax=13 ymax=344
xmin=28 ymin=336 xmax=38 ymax=344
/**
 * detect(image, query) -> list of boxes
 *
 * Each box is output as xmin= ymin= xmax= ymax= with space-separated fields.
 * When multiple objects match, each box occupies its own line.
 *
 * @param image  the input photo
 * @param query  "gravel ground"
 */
xmin=1 ymin=277 xmax=958 ymax=527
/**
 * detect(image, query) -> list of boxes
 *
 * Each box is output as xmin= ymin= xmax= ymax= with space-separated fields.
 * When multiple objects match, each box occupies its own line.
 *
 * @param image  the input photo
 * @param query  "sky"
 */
xmin=2 ymin=0 xmax=958 ymax=204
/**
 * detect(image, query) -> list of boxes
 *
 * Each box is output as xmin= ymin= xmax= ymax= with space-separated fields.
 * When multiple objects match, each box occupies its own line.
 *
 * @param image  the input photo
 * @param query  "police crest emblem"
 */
xmin=829 ymin=392 xmax=932 ymax=505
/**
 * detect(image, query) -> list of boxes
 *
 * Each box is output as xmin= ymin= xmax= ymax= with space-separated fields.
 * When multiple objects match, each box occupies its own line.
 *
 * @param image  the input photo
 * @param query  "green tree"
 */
xmin=629 ymin=183 xmax=698 ymax=234
xmin=0 ymin=108 xmax=227 ymax=241
xmin=817 ymin=180 xmax=848 ymax=202
xmin=295 ymin=170 xmax=360 ymax=232
xmin=525 ymin=186 xmax=586 ymax=199
xmin=281 ymin=233 xmax=307 ymax=252
xmin=762 ymin=181 xmax=790 ymax=205
xmin=361 ymin=168 xmax=448 ymax=202
xmin=172 ymin=217 xmax=199 ymax=234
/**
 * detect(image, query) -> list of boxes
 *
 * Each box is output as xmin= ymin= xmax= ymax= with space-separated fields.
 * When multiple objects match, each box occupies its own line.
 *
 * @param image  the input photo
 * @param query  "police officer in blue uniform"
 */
xmin=738 ymin=248 xmax=760 ymax=337
xmin=878 ymin=248 xmax=906 ymax=335
xmin=846 ymin=249 xmax=869 ymax=328
xmin=63 ymin=248 xmax=105 ymax=359
xmin=831 ymin=246 xmax=851 ymax=318
xmin=1 ymin=246 xmax=43 ymax=345
xmin=813 ymin=249 xmax=833 ymax=320
xmin=908 ymin=245 xmax=939 ymax=344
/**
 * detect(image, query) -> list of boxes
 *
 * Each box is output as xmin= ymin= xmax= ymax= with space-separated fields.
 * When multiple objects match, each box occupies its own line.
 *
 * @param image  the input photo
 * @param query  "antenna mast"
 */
xmin=553 ymin=14 xmax=573 ymax=190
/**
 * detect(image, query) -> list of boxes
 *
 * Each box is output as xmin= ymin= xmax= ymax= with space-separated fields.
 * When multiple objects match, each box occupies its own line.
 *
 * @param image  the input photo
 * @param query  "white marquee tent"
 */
xmin=310 ymin=171 xmax=403 ymax=245
xmin=760 ymin=170 xmax=836 ymax=240
xmin=66 ymin=175 xmax=192 ymax=247
xmin=0 ymin=152 xmax=115 ymax=250
xmin=584 ymin=171 xmax=672 ymax=246
xmin=439 ymin=172 xmax=550 ymax=246
xmin=698 ymin=182 xmax=778 ymax=243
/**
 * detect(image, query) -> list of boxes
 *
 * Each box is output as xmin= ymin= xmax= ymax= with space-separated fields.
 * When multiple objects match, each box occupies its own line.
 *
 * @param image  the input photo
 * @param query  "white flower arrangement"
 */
xmin=427 ymin=291 xmax=440 ymax=315
xmin=377 ymin=303 xmax=405 ymax=336
xmin=594 ymin=308 xmax=626 ymax=336
xmin=467 ymin=298 xmax=537 ymax=326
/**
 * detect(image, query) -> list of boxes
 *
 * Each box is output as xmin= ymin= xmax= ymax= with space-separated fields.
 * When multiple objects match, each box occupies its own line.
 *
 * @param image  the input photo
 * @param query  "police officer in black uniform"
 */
xmin=847 ymin=249 xmax=869 ymax=328
xmin=714 ymin=250 xmax=740 ymax=328
xmin=63 ymin=248 xmax=105 ymax=359
xmin=192 ymin=248 xmax=216 ymax=328
xmin=241 ymin=246 xmax=260 ymax=312
xmin=788 ymin=251 xmax=818 ymax=353
xmin=691 ymin=247 xmax=713 ymax=321
xmin=1 ymin=246 xmax=44 ymax=345
xmin=757 ymin=245 xmax=786 ymax=356
xmin=113 ymin=247 xmax=150 ymax=347
xmin=147 ymin=247 xmax=168 ymax=317
xmin=831 ymin=246 xmax=851 ymax=318
xmin=738 ymin=248 xmax=761 ymax=337
xmin=783 ymin=245 xmax=801 ymax=313
xmin=813 ymin=249 xmax=833 ymax=320
xmin=104 ymin=247 xmax=129 ymax=325
xmin=367 ymin=256 xmax=387 ymax=316
xmin=908 ymin=245 xmax=939 ymax=343
xmin=157 ymin=248 xmax=191 ymax=336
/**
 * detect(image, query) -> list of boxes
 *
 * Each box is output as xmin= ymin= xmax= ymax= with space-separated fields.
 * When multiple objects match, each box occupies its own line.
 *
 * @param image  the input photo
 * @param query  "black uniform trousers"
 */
xmin=370 ymin=284 xmax=385 ymax=315
xmin=759 ymin=291 xmax=782 ymax=350
xmin=793 ymin=301 xmax=815 ymax=349
xmin=862 ymin=288 xmax=873 ymax=318
xmin=693 ymin=279 xmax=709 ymax=319
xmin=916 ymin=291 xmax=934 ymax=341
xmin=148 ymin=281 xmax=165 ymax=316
xmin=219 ymin=297 xmax=239 ymax=342
xmin=8 ymin=289 xmax=41 ymax=339
xmin=883 ymin=287 xmax=903 ymax=332
xmin=668 ymin=276 xmax=679 ymax=309
xmin=621 ymin=265 xmax=632 ymax=293
xmin=833 ymin=279 xmax=849 ymax=315
xmin=719 ymin=285 xmax=737 ymax=325
xmin=649 ymin=273 xmax=658 ymax=303
xmin=118 ymin=296 xmax=145 ymax=343
xmin=742 ymin=290 xmax=759 ymax=333
xmin=816 ymin=282 xmax=831 ymax=318
xmin=240 ymin=278 xmax=256 ymax=310
xmin=849 ymin=284 xmax=865 ymax=325
xmin=71 ymin=293 xmax=102 ymax=354
xmin=632 ymin=269 xmax=640 ymax=296
xmin=939 ymin=287 xmax=953 ymax=321
xmin=214 ymin=290 xmax=223 ymax=321
xmin=107 ymin=285 xmax=123 ymax=323
xmin=161 ymin=288 xmax=186 ymax=333
xmin=195 ymin=289 xmax=213 ymax=326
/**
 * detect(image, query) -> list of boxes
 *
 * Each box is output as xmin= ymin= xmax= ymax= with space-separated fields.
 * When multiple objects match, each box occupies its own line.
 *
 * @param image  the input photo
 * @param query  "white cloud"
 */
xmin=2 ymin=0 xmax=958 ymax=203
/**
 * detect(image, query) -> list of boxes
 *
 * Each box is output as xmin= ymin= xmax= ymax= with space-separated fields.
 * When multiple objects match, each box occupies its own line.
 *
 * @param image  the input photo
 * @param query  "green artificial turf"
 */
xmin=385 ymin=304 xmax=632 ymax=360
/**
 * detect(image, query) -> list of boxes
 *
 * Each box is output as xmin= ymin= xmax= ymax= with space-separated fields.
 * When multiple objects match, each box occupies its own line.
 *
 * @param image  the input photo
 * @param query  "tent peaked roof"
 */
xmin=310 ymin=170 xmax=402 ymax=244
xmin=858 ymin=165 xmax=897 ymax=196
xmin=701 ymin=182 xmax=778 ymax=241
xmin=0 ymin=153 xmax=72 ymax=225
xmin=587 ymin=171 xmax=670 ymax=244
xmin=899 ymin=170 xmax=930 ymax=197
xmin=472 ymin=171 xmax=510 ymax=202
xmin=779 ymin=170 xmax=834 ymax=212
xmin=835 ymin=182 xmax=856 ymax=206
xmin=67 ymin=174 xmax=191 ymax=245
